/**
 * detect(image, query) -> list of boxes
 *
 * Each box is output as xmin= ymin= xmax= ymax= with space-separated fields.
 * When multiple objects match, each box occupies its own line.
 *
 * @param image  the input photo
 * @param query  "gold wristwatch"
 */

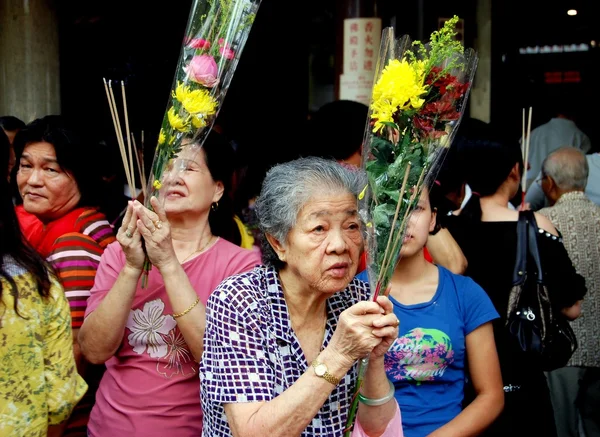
xmin=311 ymin=359 xmax=340 ymax=385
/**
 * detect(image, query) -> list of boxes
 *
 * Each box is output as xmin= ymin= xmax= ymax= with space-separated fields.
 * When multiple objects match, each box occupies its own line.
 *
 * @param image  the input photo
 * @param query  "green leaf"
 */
xmin=373 ymin=203 xmax=397 ymax=230
xmin=370 ymin=136 xmax=395 ymax=163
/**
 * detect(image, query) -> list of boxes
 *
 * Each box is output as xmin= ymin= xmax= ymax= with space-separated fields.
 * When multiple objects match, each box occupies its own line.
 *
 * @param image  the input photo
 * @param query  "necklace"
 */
xmin=180 ymin=236 xmax=215 ymax=264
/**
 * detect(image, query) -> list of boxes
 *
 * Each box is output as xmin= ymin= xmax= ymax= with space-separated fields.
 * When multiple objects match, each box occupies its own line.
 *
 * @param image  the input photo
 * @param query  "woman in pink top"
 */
xmin=78 ymin=131 xmax=261 ymax=436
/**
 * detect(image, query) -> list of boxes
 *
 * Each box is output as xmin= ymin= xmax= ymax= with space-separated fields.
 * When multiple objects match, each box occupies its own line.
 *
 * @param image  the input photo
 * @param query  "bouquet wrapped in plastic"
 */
xmin=141 ymin=0 xmax=262 ymax=286
xmin=344 ymin=16 xmax=478 ymax=435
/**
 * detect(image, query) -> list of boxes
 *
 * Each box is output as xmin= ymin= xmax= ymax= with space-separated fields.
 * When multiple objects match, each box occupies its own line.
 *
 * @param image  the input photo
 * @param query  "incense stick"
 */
xmin=121 ymin=81 xmax=136 ymax=198
xmin=131 ymin=133 xmax=147 ymax=200
xmin=103 ymin=78 xmax=134 ymax=196
xmin=104 ymin=79 xmax=135 ymax=199
xmin=523 ymin=107 xmax=532 ymax=193
xmin=108 ymin=81 xmax=134 ymax=195
xmin=376 ymin=164 xmax=411 ymax=285
xmin=521 ymin=108 xmax=526 ymax=192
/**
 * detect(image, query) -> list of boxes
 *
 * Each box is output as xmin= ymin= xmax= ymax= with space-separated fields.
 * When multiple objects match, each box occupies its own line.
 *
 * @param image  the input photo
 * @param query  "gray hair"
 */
xmin=542 ymin=147 xmax=588 ymax=191
xmin=255 ymin=156 xmax=365 ymax=268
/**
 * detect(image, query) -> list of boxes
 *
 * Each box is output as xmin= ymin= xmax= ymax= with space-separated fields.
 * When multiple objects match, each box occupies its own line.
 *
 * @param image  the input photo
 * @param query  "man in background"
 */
xmin=539 ymin=147 xmax=600 ymax=437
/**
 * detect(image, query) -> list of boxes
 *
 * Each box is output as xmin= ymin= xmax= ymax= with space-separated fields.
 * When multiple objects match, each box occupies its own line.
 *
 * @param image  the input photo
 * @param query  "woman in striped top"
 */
xmin=14 ymin=116 xmax=115 ymax=436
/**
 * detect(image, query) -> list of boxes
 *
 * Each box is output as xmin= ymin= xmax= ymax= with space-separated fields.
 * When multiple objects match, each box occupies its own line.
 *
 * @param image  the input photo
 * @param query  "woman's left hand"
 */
xmin=369 ymin=295 xmax=399 ymax=360
xmin=133 ymin=197 xmax=177 ymax=272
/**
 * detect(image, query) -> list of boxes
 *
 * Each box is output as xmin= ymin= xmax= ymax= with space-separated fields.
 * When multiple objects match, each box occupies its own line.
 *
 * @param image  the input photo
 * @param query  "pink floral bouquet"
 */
xmin=141 ymin=0 xmax=262 ymax=287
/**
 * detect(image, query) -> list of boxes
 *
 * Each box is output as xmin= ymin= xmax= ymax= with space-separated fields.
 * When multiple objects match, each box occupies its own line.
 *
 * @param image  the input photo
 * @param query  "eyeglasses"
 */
xmin=535 ymin=174 xmax=548 ymax=185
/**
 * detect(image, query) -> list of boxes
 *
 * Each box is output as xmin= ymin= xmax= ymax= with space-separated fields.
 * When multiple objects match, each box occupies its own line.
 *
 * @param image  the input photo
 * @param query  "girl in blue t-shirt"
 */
xmin=382 ymin=187 xmax=504 ymax=437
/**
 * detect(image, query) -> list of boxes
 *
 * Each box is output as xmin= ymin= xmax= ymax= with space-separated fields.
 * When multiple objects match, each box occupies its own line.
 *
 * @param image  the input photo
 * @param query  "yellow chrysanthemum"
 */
xmin=167 ymin=107 xmax=188 ymax=132
xmin=370 ymin=59 xmax=428 ymax=132
xmin=153 ymin=180 xmax=162 ymax=190
xmin=191 ymin=115 xmax=207 ymax=129
xmin=181 ymin=89 xmax=218 ymax=116
xmin=158 ymin=129 xmax=166 ymax=145
xmin=173 ymin=82 xmax=188 ymax=103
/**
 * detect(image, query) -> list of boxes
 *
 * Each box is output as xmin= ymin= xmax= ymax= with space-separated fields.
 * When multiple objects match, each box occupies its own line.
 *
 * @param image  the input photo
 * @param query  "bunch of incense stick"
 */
xmin=102 ymin=78 xmax=146 ymax=200
xmin=131 ymin=130 xmax=147 ymax=200
xmin=521 ymin=106 xmax=533 ymax=205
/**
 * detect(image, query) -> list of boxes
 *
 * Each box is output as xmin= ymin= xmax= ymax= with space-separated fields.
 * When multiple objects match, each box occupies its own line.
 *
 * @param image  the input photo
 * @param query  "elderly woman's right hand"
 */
xmin=116 ymin=201 xmax=146 ymax=272
xmin=327 ymin=300 xmax=397 ymax=368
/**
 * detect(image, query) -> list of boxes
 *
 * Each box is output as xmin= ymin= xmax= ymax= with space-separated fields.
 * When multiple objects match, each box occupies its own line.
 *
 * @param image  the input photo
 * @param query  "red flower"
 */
xmin=189 ymin=38 xmax=211 ymax=50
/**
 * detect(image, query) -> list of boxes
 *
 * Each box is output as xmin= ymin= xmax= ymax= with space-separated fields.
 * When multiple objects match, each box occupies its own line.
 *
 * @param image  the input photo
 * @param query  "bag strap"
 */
xmin=524 ymin=210 xmax=544 ymax=283
xmin=512 ymin=211 xmax=529 ymax=285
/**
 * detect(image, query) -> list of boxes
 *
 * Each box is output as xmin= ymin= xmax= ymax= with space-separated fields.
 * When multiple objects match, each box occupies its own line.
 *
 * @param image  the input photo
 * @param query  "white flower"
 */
xmin=126 ymin=299 xmax=177 ymax=358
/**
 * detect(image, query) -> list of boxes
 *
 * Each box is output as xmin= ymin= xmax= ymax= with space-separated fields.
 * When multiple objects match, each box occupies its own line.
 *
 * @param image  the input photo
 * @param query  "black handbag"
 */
xmin=505 ymin=210 xmax=577 ymax=372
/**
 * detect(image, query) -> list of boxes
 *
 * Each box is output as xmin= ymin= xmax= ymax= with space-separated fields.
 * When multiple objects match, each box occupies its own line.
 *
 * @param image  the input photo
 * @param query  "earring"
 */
xmin=211 ymin=201 xmax=219 ymax=211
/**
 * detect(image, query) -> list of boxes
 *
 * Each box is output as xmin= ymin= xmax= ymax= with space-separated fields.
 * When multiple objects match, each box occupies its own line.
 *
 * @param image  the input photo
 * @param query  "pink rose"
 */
xmin=185 ymin=55 xmax=219 ymax=88
xmin=217 ymin=38 xmax=236 ymax=60
xmin=219 ymin=46 xmax=235 ymax=60
xmin=189 ymin=38 xmax=211 ymax=50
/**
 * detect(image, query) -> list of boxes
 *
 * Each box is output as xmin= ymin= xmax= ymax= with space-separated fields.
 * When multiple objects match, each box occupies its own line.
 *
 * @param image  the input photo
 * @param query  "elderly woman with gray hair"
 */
xmin=200 ymin=156 xmax=402 ymax=437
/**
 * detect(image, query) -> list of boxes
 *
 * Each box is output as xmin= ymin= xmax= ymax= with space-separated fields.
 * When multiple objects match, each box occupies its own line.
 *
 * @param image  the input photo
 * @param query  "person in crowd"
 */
xmin=78 ymin=130 xmax=261 ymax=436
xmin=14 ymin=115 xmax=115 ymax=436
xmin=0 ymin=115 xmax=26 ymax=179
xmin=525 ymin=148 xmax=600 ymax=210
xmin=537 ymin=147 xmax=600 ymax=437
xmin=522 ymin=99 xmax=591 ymax=190
xmin=444 ymin=135 xmax=587 ymax=436
xmin=305 ymin=99 xmax=368 ymax=167
xmin=201 ymin=156 xmax=402 ymax=436
xmin=0 ymin=130 xmax=10 ymax=181
xmin=0 ymin=126 xmax=87 ymax=436
xmin=375 ymin=186 xmax=504 ymax=436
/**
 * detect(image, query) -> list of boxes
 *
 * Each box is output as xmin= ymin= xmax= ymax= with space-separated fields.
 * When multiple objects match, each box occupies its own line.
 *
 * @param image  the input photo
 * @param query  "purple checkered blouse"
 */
xmin=200 ymin=264 xmax=370 ymax=437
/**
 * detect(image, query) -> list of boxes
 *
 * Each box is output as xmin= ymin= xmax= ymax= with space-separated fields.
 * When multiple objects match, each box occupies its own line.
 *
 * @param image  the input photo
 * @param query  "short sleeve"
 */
xmin=84 ymin=241 xmax=125 ymax=317
xmin=44 ymin=279 xmax=88 ymax=424
xmin=224 ymin=247 xmax=262 ymax=279
xmin=201 ymin=280 xmax=275 ymax=404
xmin=457 ymin=275 xmax=499 ymax=335
xmin=538 ymin=234 xmax=587 ymax=309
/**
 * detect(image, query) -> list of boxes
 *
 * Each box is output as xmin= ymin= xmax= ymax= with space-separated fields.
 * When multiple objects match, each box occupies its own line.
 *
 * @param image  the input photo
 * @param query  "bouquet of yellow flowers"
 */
xmin=345 ymin=16 xmax=477 ymax=435
xmin=361 ymin=15 xmax=477 ymax=298
xmin=141 ymin=0 xmax=262 ymax=287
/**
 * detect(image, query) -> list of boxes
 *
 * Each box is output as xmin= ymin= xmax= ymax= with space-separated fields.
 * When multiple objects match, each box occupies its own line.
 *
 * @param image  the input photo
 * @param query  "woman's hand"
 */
xmin=116 ymin=201 xmax=145 ymax=272
xmin=133 ymin=197 xmax=177 ymax=272
xmin=327 ymin=299 xmax=400 ymax=367
xmin=370 ymin=295 xmax=399 ymax=359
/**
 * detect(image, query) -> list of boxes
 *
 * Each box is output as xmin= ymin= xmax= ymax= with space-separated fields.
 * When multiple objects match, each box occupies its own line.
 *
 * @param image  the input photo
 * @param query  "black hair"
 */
xmin=459 ymin=135 xmax=523 ymax=222
xmin=306 ymin=100 xmax=369 ymax=161
xmin=0 ymin=134 xmax=51 ymax=324
xmin=202 ymin=130 xmax=242 ymax=246
xmin=13 ymin=115 xmax=104 ymax=209
xmin=0 ymin=130 xmax=9 ymax=179
xmin=0 ymin=116 xmax=26 ymax=132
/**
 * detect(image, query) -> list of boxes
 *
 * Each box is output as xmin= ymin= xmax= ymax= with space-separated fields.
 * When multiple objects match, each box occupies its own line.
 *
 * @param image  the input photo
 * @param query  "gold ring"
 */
xmin=154 ymin=220 xmax=163 ymax=229
xmin=125 ymin=229 xmax=133 ymax=238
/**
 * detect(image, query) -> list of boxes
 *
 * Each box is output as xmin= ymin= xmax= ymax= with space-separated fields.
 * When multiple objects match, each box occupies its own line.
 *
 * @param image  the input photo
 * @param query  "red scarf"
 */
xmin=16 ymin=205 xmax=88 ymax=258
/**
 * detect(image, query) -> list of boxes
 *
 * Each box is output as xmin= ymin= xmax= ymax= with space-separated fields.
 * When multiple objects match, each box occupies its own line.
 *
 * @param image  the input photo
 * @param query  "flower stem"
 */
xmin=343 ymin=356 xmax=370 ymax=437
xmin=376 ymin=163 xmax=411 ymax=286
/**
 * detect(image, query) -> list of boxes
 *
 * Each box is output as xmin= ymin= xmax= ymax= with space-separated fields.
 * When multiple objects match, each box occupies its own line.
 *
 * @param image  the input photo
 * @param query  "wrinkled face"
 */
xmin=399 ymin=189 xmax=436 ymax=258
xmin=275 ymin=192 xmax=363 ymax=295
xmin=160 ymin=145 xmax=223 ymax=218
xmin=17 ymin=141 xmax=81 ymax=222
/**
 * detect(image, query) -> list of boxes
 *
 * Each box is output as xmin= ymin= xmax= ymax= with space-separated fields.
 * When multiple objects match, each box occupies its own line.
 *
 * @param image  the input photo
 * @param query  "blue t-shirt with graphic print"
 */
xmin=376 ymin=266 xmax=498 ymax=437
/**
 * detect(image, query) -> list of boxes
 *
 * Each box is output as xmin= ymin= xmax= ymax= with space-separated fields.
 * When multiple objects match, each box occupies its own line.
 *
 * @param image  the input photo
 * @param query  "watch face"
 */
xmin=315 ymin=363 xmax=327 ymax=376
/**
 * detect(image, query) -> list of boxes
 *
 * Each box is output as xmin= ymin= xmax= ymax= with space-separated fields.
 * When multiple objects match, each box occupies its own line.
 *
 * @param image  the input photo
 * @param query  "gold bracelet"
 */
xmin=173 ymin=297 xmax=200 ymax=319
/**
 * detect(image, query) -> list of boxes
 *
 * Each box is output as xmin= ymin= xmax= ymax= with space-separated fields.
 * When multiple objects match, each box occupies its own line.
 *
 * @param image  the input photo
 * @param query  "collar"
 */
xmin=556 ymin=191 xmax=586 ymax=205
xmin=263 ymin=265 xmax=349 ymax=346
